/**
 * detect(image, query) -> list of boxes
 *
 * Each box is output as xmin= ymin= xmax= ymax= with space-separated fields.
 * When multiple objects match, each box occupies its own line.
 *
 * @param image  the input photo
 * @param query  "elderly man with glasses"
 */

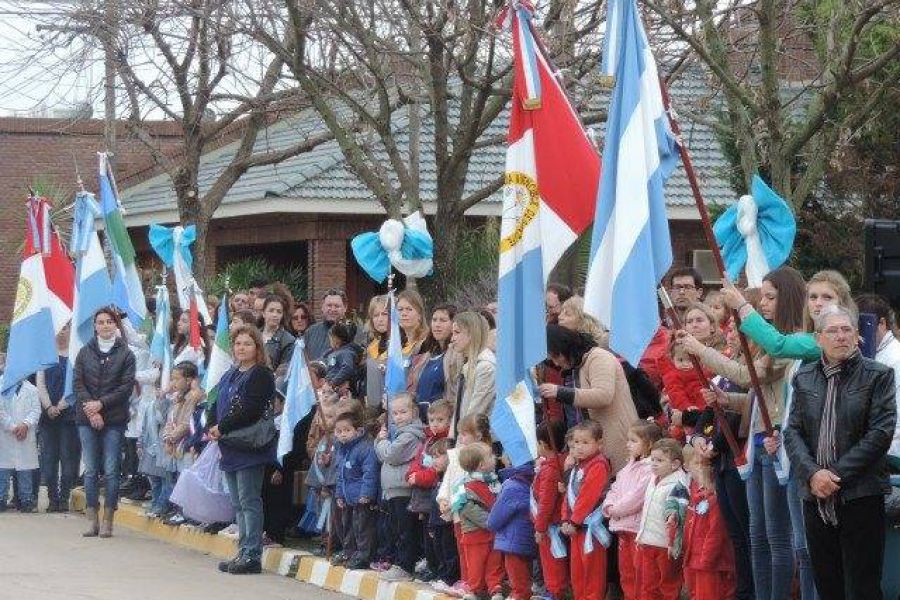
xmin=784 ymin=304 xmax=896 ymax=600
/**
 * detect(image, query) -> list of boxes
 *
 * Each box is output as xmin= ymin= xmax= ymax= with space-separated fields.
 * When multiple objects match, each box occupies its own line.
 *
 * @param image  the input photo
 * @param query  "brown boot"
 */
xmin=99 ymin=510 xmax=115 ymax=538
xmin=83 ymin=508 xmax=99 ymax=537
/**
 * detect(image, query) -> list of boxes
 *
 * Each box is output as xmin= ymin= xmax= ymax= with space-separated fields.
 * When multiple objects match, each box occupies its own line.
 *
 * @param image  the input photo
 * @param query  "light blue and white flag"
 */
xmin=583 ymin=0 xmax=679 ymax=365
xmin=384 ymin=290 xmax=407 ymax=399
xmin=63 ymin=192 xmax=114 ymax=399
xmin=149 ymin=223 xmax=212 ymax=325
xmin=204 ymin=295 xmax=232 ymax=411
xmin=278 ymin=338 xmax=317 ymax=465
xmin=1 ymin=199 xmax=59 ymax=394
xmin=99 ymin=152 xmax=148 ymax=328
xmin=150 ymin=285 xmax=174 ymax=392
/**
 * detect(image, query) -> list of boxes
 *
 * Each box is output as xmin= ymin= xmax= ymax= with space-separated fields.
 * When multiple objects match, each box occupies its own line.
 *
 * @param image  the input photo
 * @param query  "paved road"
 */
xmin=0 ymin=511 xmax=344 ymax=600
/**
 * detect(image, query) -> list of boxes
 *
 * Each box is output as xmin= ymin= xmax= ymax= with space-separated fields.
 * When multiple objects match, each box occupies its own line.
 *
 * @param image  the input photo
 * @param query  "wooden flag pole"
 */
xmin=659 ymin=288 xmax=745 ymax=465
xmin=659 ymin=79 xmax=775 ymax=437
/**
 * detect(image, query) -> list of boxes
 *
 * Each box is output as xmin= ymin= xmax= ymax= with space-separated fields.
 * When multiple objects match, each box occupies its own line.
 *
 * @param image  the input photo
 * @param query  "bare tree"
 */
xmin=244 ymin=0 xmax=607 ymax=299
xmin=15 ymin=0 xmax=342 ymax=282
xmin=644 ymin=0 xmax=900 ymax=206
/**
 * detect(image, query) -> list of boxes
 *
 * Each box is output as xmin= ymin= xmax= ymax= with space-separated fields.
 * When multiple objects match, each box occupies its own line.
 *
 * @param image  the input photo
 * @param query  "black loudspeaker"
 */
xmin=863 ymin=219 xmax=900 ymax=304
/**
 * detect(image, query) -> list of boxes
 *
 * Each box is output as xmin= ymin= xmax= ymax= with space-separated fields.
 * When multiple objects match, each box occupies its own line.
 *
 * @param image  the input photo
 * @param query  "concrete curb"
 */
xmin=71 ymin=490 xmax=451 ymax=600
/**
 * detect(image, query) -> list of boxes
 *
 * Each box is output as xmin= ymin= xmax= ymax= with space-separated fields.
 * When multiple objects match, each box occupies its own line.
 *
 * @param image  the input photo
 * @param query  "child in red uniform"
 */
xmin=683 ymin=448 xmax=735 ymax=600
xmin=635 ymin=438 xmax=689 ymax=600
xmin=451 ymin=442 xmax=504 ymax=600
xmin=561 ymin=421 xmax=611 ymax=600
xmin=532 ymin=420 xmax=569 ymax=600
xmin=602 ymin=421 xmax=663 ymax=600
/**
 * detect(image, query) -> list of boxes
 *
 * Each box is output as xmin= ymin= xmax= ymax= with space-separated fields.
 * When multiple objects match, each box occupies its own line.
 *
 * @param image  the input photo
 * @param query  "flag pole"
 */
xmin=658 ymin=288 xmax=745 ymax=465
xmin=658 ymin=79 xmax=775 ymax=437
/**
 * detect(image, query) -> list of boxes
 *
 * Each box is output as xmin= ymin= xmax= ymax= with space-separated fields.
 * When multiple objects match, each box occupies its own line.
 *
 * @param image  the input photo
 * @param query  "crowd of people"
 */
xmin=1 ymin=267 xmax=898 ymax=600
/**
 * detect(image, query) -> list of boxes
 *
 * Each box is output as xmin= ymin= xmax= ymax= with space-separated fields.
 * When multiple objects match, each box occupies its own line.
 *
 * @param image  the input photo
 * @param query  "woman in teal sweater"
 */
xmin=717 ymin=269 xmax=854 ymax=600
xmin=721 ymin=270 xmax=855 ymax=362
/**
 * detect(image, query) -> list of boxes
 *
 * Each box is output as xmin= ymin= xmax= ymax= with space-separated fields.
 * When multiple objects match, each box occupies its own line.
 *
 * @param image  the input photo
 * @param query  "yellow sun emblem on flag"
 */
xmin=500 ymin=171 xmax=540 ymax=254
xmin=13 ymin=277 xmax=32 ymax=321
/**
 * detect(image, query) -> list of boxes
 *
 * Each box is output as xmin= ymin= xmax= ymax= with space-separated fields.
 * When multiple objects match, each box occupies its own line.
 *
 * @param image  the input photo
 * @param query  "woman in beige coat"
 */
xmin=539 ymin=324 xmax=637 ymax=473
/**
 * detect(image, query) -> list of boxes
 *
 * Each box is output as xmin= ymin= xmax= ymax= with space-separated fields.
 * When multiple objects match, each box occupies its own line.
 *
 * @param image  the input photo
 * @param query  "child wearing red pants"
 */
xmin=603 ymin=421 xmax=662 ymax=600
xmin=683 ymin=449 xmax=735 ymax=600
xmin=561 ymin=421 xmax=611 ymax=600
xmin=487 ymin=461 xmax=536 ymax=600
xmin=635 ymin=438 xmax=689 ymax=600
xmin=531 ymin=420 xmax=569 ymax=600
xmin=451 ymin=442 xmax=504 ymax=600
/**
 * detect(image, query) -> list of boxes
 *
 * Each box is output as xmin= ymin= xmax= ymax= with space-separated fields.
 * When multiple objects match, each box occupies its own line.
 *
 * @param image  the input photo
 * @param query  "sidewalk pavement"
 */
xmin=71 ymin=489 xmax=452 ymax=600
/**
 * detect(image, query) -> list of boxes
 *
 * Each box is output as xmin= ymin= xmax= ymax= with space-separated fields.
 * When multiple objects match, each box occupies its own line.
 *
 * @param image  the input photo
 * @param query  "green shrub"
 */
xmin=0 ymin=322 xmax=8 ymax=352
xmin=209 ymin=257 xmax=307 ymax=301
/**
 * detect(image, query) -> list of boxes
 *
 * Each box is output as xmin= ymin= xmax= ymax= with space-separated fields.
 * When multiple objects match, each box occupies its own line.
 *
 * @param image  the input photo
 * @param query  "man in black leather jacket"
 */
xmin=784 ymin=305 xmax=896 ymax=600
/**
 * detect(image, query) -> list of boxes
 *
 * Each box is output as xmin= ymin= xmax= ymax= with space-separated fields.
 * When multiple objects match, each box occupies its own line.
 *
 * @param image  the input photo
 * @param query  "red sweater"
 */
xmin=660 ymin=357 xmax=709 ymax=412
xmin=683 ymin=481 xmax=734 ymax=573
xmin=531 ymin=453 xmax=566 ymax=533
xmin=563 ymin=452 xmax=610 ymax=526
xmin=406 ymin=427 xmax=449 ymax=489
xmin=639 ymin=326 xmax=670 ymax=390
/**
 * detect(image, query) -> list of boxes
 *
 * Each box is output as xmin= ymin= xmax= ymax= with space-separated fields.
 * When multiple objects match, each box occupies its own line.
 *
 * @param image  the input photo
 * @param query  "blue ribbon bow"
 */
xmin=351 ymin=212 xmax=433 ymax=283
xmin=149 ymin=223 xmax=196 ymax=268
xmin=713 ymin=174 xmax=795 ymax=286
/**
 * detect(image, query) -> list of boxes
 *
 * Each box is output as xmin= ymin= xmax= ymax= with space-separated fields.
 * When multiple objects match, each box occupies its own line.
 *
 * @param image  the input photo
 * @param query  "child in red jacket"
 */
xmin=683 ymin=449 xmax=735 ymax=600
xmin=660 ymin=342 xmax=710 ymax=442
xmin=561 ymin=421 xmax=611 ymax=600
xmin=407 ymin=399 xmax=452 ymax=581
xmin=532 ymin=420 xmax=569 ymax=600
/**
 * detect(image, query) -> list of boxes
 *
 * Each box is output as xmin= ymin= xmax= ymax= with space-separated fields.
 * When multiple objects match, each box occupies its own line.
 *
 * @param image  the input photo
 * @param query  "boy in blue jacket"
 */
xmin=333 ymin=409 xmax=379 ymax=569
xmin=487 ymin=461 xmax=537 ymax=600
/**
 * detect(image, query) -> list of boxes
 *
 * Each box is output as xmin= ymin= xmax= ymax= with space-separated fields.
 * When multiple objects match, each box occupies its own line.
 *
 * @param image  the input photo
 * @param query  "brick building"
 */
xmin=0 ymin=118 xmax=184 ymax=322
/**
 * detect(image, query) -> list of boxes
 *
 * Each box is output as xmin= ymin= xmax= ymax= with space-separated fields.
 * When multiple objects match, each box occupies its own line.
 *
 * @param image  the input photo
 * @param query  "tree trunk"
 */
xmin=423 ymin=202 xmax=464 ymax=304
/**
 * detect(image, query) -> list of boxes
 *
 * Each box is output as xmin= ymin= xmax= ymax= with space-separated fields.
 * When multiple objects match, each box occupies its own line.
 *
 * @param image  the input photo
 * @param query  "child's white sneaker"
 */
xmin=489 ymin=593 xmax=505 ymax=600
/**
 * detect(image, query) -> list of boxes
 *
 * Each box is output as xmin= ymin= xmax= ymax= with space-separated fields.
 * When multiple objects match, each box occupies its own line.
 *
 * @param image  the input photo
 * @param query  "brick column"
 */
xmin=307 ymin=239 xmax=347 ymax=316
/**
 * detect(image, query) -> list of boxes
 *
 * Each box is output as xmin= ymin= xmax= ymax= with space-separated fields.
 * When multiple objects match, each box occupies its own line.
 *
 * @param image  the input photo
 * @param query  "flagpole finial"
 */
xmin=387 ymin=272 xmax=396 ymax=292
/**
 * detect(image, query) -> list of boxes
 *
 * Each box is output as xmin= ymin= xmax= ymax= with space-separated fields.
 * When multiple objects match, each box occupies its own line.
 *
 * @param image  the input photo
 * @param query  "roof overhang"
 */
xmin=121 ymin=196 xmax=701 ymax=227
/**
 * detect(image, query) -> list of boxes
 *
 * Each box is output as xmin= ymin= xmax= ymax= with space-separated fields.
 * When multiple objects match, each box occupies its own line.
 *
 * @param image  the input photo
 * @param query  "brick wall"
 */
xmin=0 ymin=117 xmax=183 ymax=323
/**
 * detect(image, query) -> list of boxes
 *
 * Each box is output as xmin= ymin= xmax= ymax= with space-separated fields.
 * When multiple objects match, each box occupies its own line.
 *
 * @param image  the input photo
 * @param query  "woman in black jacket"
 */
xmin=260 ymin=294 xmax=295 ymax=377
xmin=208 ymin=325 xmax=276 ymax=575
xmin=74 ymin=307 xmax=136 ymax=538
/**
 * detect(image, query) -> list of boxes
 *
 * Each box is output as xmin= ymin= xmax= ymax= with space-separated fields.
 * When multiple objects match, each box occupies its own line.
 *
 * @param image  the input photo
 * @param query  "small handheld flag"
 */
xmin=277 ymin=338 xmax=318 ymax=465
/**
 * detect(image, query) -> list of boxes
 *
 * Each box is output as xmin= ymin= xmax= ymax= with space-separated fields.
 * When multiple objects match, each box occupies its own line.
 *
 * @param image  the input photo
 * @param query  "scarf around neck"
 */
xmin=816 ymin=351 xmax=857 ymax=526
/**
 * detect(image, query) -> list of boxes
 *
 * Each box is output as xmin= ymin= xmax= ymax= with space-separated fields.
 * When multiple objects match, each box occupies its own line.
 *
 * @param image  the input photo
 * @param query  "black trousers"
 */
xmin=716 ymin=463 xmax=754 ymax=600
xmin=342 ymin=503 xmax=376 ymax=563
xmin=429 ymin=521 xmax=460 ymax=583
xmin=804 ymin=495 xmax=885 ymax=600
xmin=386 ymin=496 xmax=422 ymax=573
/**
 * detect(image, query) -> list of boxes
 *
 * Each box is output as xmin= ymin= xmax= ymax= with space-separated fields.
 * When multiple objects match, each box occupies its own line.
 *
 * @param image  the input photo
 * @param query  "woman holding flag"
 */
xmin=74 ymin=307 xmax=136 ymax=538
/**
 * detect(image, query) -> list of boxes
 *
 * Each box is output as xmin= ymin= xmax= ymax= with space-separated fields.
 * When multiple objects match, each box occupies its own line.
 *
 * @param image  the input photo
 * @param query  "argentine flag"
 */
xmin=99 ymin=152 xmax=148 ymax=329
xmin=583 ymin=0 xmax=679 ymax=365
xmin=384 ymin=290 xmax=407 ymax=400
xmin=494 ymin=5 xmax=600 ymax=467
xmin=1 ymin=199 xmax=59 ymax=394
xmin=278 ymin=338 xmax=317 ymax=465
xmin=64 ymin=192 xmax=114 ymax=399
xmin=150 ymin=285 xmax=174 ymax=392
xmin=204 ymin=295 xmax=232 ymax=411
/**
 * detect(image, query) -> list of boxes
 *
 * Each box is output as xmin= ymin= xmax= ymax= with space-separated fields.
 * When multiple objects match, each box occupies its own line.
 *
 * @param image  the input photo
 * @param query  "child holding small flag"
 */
xmin=561 ymin=421 xmax=611 ymax=600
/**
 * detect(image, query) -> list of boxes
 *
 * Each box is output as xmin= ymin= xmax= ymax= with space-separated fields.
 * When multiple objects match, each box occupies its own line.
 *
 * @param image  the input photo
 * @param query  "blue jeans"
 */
xmin=224 ymin=465 xmax=265 ymax=561
xmin=746 ymin=451 xmax=794 ymax=600
xmin=40 ymin=420 xmax=81 ymax=506
xmin=787 ymin=477 xmax=819 ymax=600
xmin=148 ymin=472 xmax=176 ymax=514
xmin=78 ymin=425 xmax=125 ymax=510
xmin=0 ymin=469 xmax=34 ymax=508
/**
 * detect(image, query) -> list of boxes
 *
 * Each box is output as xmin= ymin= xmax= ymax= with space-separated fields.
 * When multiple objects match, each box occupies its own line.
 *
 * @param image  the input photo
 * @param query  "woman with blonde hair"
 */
xmin=397 ymin=289 xmax=429 ymax=354
xmin=448 ymin=311 xmax=496 ymax=436
xmin=557 ymin=295 xmax=608 ymax=347
xmin=364 ymin=295 xmax=390 ymax=408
